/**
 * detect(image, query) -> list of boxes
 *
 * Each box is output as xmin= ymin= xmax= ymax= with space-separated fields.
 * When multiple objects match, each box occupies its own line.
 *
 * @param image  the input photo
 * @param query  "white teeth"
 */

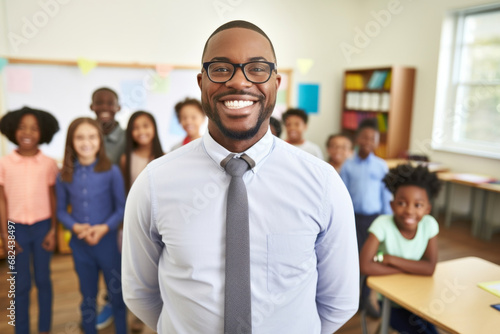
xmin=224 ymin=100 xmax=254 ymax=109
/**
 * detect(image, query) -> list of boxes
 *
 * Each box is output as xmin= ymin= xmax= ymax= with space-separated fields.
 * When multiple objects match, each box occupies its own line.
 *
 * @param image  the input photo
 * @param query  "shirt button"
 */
xmin=82 ymin=173 xmax=87 ymax=178
xmin=84 ymin=217 xmax=89 ymax=222
xmin=82 ymin=188 xmax=87 ymax=194
xmin=83 ymin=202 xmax=88 ymax=207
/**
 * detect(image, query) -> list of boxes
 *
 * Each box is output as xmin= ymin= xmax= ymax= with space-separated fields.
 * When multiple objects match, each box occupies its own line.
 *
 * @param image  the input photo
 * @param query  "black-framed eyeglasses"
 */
xmin=202 ymin=61 xmax=276 ymax=84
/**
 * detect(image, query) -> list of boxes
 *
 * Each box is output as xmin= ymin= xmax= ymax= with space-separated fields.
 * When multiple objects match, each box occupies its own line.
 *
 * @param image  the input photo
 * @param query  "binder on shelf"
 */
xmin=342 ymin=111 xmax=358 ymax=130
xmin=346 ymin=92 xmax=361 ymax=110
xmin=376 ymin=113 xmax=387 ymax=133
xmin=380 ymin=92 xmax=391 ymax=111
xmin=345 ymin=73 xmax=364 ymax=90
xmin=383 ymin=71 xmax=392 ymax=90
xmin=367 ymin=70 xmax=389 ymax=89
xmin=360 ymin=92 xmax=371 ymax=110
xmin=370 ymin=93 xmax=381 ymax=111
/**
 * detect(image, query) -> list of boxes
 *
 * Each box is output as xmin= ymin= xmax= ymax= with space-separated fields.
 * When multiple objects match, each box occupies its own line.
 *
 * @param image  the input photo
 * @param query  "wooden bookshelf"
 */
xmin=340 ymin=66 xmax=416 ymax=159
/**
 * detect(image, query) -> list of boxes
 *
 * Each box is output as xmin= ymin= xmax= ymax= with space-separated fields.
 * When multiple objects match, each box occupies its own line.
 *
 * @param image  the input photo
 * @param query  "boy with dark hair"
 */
xmin=340 ymin=118 xmax=392 ymax=317
xmin=326 ymin=133 xmax=353 ymax=173
xmin=90 ymin=87 xmax=125 ymax=165
xmin=282 ymin=108 xmax=323 ymax=159
xmin=89 ymin=87 xmax=125 ymax=328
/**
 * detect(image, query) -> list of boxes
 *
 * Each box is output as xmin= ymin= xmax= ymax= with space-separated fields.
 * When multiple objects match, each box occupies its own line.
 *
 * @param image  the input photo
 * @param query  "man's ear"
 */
xmin=197 ymin=73 xmax=203 ymax=90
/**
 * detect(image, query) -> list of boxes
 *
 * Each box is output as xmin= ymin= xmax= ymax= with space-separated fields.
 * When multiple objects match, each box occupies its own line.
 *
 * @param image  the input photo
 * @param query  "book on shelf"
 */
xmin=367 ymin=70 xmax=389 ymax=89
xmin=345 ymin=73 xmax=364 ymax=90
xmin=376 ymin=113 xmax=387 ymax=133
xmin=383 ymin=71 xmax=392 ymax=90
xmin=380 ymin=92 xmax=391 ymax=111
xmin=342 ymin=111 xmax=358 ymax=130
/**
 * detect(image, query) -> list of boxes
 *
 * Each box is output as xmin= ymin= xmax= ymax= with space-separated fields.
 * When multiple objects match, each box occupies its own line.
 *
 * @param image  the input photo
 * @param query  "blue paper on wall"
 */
xmin=298 ymin=83 xmax=319 ymax=114
xmin=120 ymin=80 xmax=147 ymax=109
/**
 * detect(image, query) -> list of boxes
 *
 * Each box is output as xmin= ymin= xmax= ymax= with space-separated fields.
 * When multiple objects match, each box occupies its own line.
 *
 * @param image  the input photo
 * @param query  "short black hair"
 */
xmin=269 ymin=116 xmax=282 ymax=138
xmin=326 ymin=133 xmax=353 ymax=148
xmin=0 ymin=106 xmax=59 ymax=145
xmin=174 ymin=98 xmax=204 ymax=120
xmin=92 ymin=87 xmax=119 ymax=101
xmin=202 ymin=20 xmax=277 ymax=63
xmin=383 ymin=163 xmax=442 ymax=200
xmin=357 ymin=118 xmax=379 ymax=135
xmin=282 ymin=108 xmax=308 ymax=124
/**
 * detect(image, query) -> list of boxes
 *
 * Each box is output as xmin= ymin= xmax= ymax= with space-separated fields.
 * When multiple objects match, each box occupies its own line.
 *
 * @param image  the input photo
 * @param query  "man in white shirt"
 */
xmin=122 ymin=20 xmax=359 ymax=334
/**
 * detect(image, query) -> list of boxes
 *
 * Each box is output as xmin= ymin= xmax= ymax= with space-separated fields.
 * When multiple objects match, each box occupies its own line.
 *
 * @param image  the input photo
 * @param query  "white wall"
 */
xmin=1 ymin=0 xmax=499 ymax=223
xmin=1 ymin=0 xmax=362 ymax=153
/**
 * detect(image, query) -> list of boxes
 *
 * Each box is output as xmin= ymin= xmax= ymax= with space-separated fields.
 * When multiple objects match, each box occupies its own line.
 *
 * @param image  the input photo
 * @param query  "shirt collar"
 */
xmin=11 ymin=149 xmax=43 ymax=162
xmin=74 ymin=158 xmax=98 ymax=170
xmin=202 ymin=128 xmax=274 ymax=174
xmin=354 ymin=152 xmax=374 ymax=162
xmin=106 ymin=124 xmax=123 ymax=143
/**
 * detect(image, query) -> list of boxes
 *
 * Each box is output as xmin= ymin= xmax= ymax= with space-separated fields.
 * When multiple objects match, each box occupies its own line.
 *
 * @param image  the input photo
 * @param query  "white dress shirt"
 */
xmin=122 ymin=129 xmax=359 ymax=334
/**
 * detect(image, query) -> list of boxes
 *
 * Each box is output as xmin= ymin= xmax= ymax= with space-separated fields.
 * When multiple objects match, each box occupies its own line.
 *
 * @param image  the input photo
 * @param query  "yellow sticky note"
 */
xmin=77 ymin=58 xmax=98 ymax=75
xmin=297 ymin=58 xmax=314 ymax=75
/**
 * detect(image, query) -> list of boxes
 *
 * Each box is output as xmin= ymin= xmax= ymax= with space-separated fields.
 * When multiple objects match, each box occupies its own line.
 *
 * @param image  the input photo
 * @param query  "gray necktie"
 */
xmin=221 ymin=153 xmax=255 ymax=334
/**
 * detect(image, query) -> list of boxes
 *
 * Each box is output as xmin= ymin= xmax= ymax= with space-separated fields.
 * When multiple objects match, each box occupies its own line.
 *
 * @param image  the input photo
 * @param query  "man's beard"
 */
xmin=203 ymin=94 xmax=275 ymax=141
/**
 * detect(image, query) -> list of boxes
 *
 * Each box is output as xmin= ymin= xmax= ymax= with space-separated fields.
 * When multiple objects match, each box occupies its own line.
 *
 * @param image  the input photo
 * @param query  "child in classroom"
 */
xmin=0 ymin=107 xmax=60 ymax=334
xmin=340 ymin=117 xmax=392 ymax=317
xmin=360 ymin=163 xmax=441 ymax=334
xmin=170 ymin=97 xmax=206 ymax=151
xmin=269 ymin=116 xmax=282 ymax=138
xmin=56 ymin=117 xmax=127 ymax=334
xmin=90 ymin=86 xmax=125 ymax=327
xmin=119 ymin=111 xmax=163 ymax=331
xmin=90 ymin=87 xmax=125 ymax=165
xmin=326 ymin=133 xmax=353 ymax=173
xmin=120 ymin=111 xmax=164 ymax=193
xmin=282 ymin=108 xmax=323 ymax=159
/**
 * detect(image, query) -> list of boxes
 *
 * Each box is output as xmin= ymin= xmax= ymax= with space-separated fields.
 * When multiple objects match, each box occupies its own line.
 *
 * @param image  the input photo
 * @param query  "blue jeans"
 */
xmin=71 ymin=230 xmax=127 ymax=334
xmin=14 ymin=218 xmax=53 ymax=334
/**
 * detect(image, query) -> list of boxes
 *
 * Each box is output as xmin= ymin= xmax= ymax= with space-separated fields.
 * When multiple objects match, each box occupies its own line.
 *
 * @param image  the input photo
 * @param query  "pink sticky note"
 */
xmin=7 ymin=68 xmax=33 ymax=93
xmin=155 ymin=63 xmax=174 ymax=78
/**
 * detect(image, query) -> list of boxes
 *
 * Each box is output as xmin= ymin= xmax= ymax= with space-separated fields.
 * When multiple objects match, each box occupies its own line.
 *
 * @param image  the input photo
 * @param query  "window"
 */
xmin=433 ymin=4 xmax=500 ymax=159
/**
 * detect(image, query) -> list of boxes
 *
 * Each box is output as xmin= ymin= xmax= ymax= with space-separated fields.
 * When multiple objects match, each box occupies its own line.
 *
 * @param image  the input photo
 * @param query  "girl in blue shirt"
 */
xmin=56 ymin=117 xmax=127 ymax=334
xmin=360 ymin=163 xmax=442 ymax=334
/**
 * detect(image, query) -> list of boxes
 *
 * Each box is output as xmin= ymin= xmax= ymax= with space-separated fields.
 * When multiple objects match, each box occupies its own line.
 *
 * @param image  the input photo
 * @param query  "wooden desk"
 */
xmin=367 ymin=257 xmax=500 ymax=334
xmin=439 ymin=173 xmax=498 ymax=238
xmin=476 ymin=182 xmax=500 ymax=239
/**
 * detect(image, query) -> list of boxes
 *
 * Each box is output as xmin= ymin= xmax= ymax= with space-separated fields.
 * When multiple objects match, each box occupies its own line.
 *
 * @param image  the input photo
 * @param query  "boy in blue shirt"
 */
xmin=340 ymin=118 xmax=392 ymax=316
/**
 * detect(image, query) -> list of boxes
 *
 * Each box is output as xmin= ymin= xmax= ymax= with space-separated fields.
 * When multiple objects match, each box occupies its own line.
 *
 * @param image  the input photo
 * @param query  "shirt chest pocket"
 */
xmin=267 ymin=234 xmax=317 ymax=294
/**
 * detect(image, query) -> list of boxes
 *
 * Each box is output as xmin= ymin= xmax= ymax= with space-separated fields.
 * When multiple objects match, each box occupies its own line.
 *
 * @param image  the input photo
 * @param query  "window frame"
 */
xmin=432 ymin=3 xmax=500 ymax=160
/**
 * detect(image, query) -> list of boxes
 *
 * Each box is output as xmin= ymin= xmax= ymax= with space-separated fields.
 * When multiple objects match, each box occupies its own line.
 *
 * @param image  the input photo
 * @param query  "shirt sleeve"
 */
xmin=315 ymin=169 xmax=359 ymax=334
xmin=368 ymin=215 xmax=388 ymax=242
xmin=339 ymin=161 xmax=349 ymax=188
xmin=0 ymin=158 xmax=5 ymax=186
xmin=380 ymin=162 xmax=393 ymax=215
xmin=424 ymin=215 xmax=439 ymax=239
xmin=122 ymin=168 xmax=163 ymax=330
xmin=103 ymin=166 xmax=125 ymax=230
xmin=56 ymin=175 xmax=78 ymax=229
xmin=47 ymin=158 xmax=59 ymax=186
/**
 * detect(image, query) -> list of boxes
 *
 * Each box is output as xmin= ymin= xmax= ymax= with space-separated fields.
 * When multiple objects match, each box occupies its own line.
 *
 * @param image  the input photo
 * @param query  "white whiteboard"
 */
xmin=1 ymin=62 xmax=290 ymax=161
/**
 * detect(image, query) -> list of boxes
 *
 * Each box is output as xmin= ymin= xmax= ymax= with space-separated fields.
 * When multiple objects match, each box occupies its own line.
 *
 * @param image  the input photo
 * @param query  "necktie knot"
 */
xmin=222 ymin=154 xmax=253 ymax=177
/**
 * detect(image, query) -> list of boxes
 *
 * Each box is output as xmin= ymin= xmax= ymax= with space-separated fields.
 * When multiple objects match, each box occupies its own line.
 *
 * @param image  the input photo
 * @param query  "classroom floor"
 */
xmin=0 ymin=215 xmax=499 ymax=334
